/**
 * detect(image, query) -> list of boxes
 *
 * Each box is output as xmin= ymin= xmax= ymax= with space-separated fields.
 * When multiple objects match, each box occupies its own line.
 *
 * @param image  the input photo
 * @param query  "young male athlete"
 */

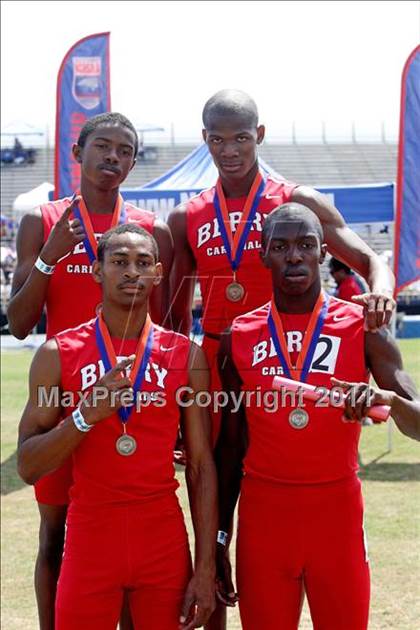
xmin=215 ymin=204 xmax=420 ymax=630
xmin=169 ymin=89 xmax=395 ymax=443
xmin=7 ymin=113 xmax=173 ymax=629
xmin=168 ymin=89 xmax=396 ymax=630
xmin=17 ymin=224 xmax=216 ymax=630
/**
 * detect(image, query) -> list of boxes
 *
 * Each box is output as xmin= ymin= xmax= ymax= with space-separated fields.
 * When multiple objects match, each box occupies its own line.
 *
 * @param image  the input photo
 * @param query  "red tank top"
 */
xmin=337 ymin=275 xmax=363 ymax=302
xmin=55 ymin=320 xmax=190 ymax=506
xmin=186 ymin=175 xmax=296 ymax=335
xmin=231 ymin=296 xmax=368 ymax=484
xmin=42 ymin=198 xmax=155 ymax=338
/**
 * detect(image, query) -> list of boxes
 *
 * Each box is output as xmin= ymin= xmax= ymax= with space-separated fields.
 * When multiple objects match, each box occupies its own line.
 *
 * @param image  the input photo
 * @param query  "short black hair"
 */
xmin=202 ymin=89 xmax=259 ymax=129
xmin=77 ymin=112 xmax=139 ymax=155
xmin=329 ymin=257 xmax=351 ymax=274
xmin=262 ymin=203 xmax=324 ymax=248
xmin=97 ymin=224 xmax=159 ymax=262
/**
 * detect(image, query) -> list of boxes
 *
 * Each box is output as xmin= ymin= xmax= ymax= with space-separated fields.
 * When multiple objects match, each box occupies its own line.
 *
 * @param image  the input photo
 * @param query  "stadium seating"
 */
xmin=0 ymin=142 xmax=398 ymax=220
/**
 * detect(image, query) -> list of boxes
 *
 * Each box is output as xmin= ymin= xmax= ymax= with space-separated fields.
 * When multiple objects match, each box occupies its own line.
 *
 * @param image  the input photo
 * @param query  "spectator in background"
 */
xmin=329 ymin=257 xmax=365 ymax=302
xmin=14 ymin=136 xmax=24 ymax=153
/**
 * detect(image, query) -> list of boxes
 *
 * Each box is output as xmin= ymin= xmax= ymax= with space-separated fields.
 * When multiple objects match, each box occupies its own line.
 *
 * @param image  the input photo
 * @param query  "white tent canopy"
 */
xmin=12 ymin=182 xmax=54 ymax=216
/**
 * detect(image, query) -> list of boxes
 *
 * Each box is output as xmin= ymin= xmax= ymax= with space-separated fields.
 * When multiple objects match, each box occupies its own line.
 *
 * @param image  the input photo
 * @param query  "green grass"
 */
xmin=1 ymin=341 xmax=419 ymax=629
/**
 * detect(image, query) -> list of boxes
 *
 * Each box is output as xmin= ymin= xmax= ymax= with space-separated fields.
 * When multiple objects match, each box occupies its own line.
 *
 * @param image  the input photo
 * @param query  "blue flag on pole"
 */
xmin=394 ymin=45 xmax=420 ymax=294
xmin=54 ymin=32 xmax=111 ymax=199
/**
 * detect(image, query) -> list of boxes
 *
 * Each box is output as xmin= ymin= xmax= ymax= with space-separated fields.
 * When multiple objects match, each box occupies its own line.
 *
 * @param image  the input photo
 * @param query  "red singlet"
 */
xmin=41 ymin=198 xmax=155 ymax=338
xmin=230 ymin=296 xmax=370 ymax=629
xmin=186 ymin=175 xmax=296 ymax=336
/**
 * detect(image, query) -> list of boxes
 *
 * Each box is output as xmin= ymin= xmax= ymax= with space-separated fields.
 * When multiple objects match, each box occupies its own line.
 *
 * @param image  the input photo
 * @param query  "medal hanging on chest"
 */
xmin=72 ymin=193 xmax=127 ymax=264
xmin=267 ymin=293 xmax=329 ymax=429
xmin=95 ymin=312 xmax=154 ymax=455
xmin=213 ymin=172 xmax=265 ymax=302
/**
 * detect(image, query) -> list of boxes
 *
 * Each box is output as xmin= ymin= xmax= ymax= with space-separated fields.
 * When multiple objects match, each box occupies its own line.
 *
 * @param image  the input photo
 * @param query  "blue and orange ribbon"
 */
xmin=213 ymin=171 xmax=265 ymax=271
xmin=95 ymin=312 xmax=154 ymax=423
xmin=72 ymin=193 xmax=127 ymax=264
xmin=267 ymin=292 xmax=329 ymax=382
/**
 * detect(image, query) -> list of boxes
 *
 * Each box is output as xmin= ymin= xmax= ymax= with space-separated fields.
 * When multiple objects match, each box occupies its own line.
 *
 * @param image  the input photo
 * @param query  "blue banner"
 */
xmin=54 ymin=32 xmax=111 ymax=199
xmin=394 ymin=45 xmax=420 ymax=293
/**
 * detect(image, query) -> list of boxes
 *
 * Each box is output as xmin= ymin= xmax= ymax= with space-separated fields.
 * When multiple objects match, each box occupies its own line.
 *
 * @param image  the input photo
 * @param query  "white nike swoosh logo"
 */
xmin=160 ymin=345 xmax=177 ymax=352
xmin=127 ymin=218 xmax=140 ymax=223
xmin=333 ymin=315 xmax=351 ymax=322
xmin=265 ymin=194 xmax=283 ymax=199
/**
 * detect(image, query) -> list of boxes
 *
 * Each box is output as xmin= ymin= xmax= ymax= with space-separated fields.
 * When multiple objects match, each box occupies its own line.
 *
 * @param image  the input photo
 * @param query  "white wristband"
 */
xmin=34 ymin=256 xmax=55 ymax=275
xmin=72 ymin=408 xmax=92 ymax=433
xmin=217 ymin=530 xmax=228 ymax=546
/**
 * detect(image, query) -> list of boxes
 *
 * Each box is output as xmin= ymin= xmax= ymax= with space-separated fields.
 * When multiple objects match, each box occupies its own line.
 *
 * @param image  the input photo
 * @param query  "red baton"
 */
xmin=272 ymin=376 xmax=390 ymax=422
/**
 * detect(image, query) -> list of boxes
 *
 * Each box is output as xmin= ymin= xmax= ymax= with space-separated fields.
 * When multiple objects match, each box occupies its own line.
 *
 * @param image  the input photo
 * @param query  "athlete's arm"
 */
xmin=214 ymin=329 xmax=247 ymax=606
xmin=150 ymin=218 xmax=174 ymax=326
xmin=180 ymin=342 xmax=216 ymax=629
xmin=7 ymin=197 xmax=84 ymax=339
xmin=331 ymin=329 xmax=420 ymax=440
xmin=291 ymin=186 xmax=395 ymax=330
xmin=17 ymin=340 xmax=134 ymax=484
xmin=167 ymin=204 xmax=197 ymax=335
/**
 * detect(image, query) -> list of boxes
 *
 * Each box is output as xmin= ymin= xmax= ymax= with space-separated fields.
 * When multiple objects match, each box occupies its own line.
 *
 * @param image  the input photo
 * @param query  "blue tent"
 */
xmin=121 ymin=143 xmax=394 ymax=223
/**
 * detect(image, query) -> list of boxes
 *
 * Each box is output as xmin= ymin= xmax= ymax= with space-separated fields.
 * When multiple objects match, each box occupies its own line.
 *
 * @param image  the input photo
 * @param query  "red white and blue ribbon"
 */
xmin=213 ymin=171 xmax=265 ymax=271
xmin=267 ymin=292 xmax=329 ymax=382
xmin=72 ymin=193 xmax=127 ymax=264
xmin=95 ymin=312 xmax=153 ymax=423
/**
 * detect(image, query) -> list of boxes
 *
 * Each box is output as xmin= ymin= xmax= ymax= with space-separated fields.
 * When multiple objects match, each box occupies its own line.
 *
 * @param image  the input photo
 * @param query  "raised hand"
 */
xmin=79 ymin=355 xmax=135 ymax=426
xmin=351 ymin=292 xmax=395 ymax=332
xmin=41 ymin=196 xmax=86 ymax=265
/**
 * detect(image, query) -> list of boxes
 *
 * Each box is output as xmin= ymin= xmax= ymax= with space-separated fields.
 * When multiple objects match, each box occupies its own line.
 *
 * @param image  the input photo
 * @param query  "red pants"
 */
xmin=56 ymin=494 xmax=192 ymax=629
xmin=201 ymin=334 xmax=222 ymax=446
xmin=237 ymin=475 xmax=370 ymax=630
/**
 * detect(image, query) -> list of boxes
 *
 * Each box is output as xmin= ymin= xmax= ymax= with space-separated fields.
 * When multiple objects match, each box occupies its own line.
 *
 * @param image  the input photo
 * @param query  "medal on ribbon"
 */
xmin=267 ymin=292 xmax=329 ymax=428
xmin=213 ymin=172 xmax=265 ymax=302
xmin=95 ymin=312 xmax=154 ymax=455
xmin=72 ymin=193 xmax=127 ymax=264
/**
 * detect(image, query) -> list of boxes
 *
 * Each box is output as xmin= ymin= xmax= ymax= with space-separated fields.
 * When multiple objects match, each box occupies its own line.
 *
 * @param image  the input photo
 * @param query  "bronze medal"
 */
xmin=116 ymin=434 xmax=137 ymax=456
xmin=226 ymin=281 xmax=245 ymax=302
xmin=288 ymin=408 xmax=309 ymax=430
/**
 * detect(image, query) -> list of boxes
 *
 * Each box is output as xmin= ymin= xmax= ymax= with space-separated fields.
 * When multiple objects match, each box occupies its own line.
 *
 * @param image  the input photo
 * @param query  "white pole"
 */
xmin=387 ymin=313 xmax=397 ymax=452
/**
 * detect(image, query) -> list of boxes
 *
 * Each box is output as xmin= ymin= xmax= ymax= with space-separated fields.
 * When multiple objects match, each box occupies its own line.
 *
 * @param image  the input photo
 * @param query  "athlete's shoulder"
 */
xmin=124 ymin=203 xmax=155 ymax=231
xmin=40 ymin=197 xmax=72 ymax=222
xmin=232 ymin=302 xmax=270 ymax=333
xmin=264 ymin=175 xmax=298 ymax=199
xmin=55 ymin=317 xmax=96 ymax=347
xmin=185 ymin=186 xmax=216 ymax=214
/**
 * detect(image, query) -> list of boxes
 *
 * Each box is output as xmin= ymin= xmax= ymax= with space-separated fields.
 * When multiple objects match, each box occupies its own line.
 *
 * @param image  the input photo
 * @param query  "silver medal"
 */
xmin=288 ymin=408 xmax=309 ymax=430
xmin=116 ymin=434 xmax=137 ymax=456
xmin=226 ymin=281 xmax=245 ymax=302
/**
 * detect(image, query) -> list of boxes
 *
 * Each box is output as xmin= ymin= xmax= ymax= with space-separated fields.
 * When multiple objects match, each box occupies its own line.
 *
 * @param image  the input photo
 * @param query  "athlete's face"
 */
xmin=93 ymin=233 xmax=162 ymax=307
xmin=73 ymin=123 xmax=137 ymax=191
xmin=261 ymin=219 xmax=327 ymax=296
xmin=203 ymin=114 xmax=265 ymax=182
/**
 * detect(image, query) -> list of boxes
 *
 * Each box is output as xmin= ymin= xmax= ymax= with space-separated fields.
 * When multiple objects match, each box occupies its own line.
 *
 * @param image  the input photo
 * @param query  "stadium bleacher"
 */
xmin=0 ymin=141 xmax=398 ymax=219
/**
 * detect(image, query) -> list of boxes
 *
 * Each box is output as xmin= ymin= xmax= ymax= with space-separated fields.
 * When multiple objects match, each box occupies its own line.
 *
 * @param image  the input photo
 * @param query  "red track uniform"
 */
xmin=186 ymin=175 xmax=296 ymax=441
xmin=54 ymin=320 xmax=192 ymax=629
xmin=34 ymin=198 xmax=155 ymax=505
xmin=231 ymin=297 xmax=370 ymax=630
xmin=336 ymin=274 xmax=364 ymax=302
